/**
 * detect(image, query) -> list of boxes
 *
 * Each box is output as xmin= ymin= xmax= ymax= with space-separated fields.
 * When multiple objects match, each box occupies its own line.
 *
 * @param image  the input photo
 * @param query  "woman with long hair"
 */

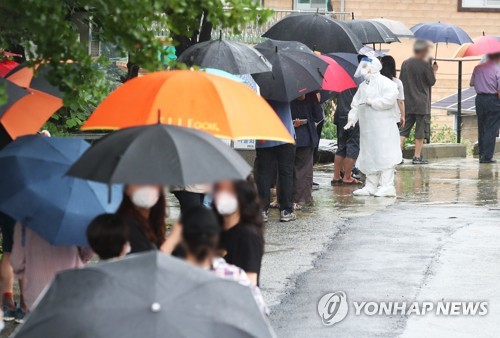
xmin=116 ymin=185 xmax=166 ymax=253
xmin=181 ymin=206 xmax=269 ymax=316
xmin=381 ymin=55 xmax=406 ymax=129
xmin=213 ymin=178 xmax=264 ymax=286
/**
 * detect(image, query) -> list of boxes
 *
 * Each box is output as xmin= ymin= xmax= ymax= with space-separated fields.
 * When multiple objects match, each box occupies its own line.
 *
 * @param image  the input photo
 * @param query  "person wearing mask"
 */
xmin=213 ymin=179 xmax=264 ymax=286
xmin=86 ymin=214 xmax=131 ymax=260
xmin=10 ymin=223 xmax=93 ymax=314
xmin=291 ymin=94 xmax=323 ymax=209
xmin=254 ymin=100 xmax=296 ymax=222
xmin=180 ymin=206 xmax=269 ymax=316
xmin=331 ymin=88 xmax=361 ymax=186
xmin=399 ymin=40 xmax=438 ymax=165
xmin=470 ymin=53 xmax=500 ymax=164
xmin=381 ymin=55 xmax=406 ymax=129
xmin=116 ymin=185 xmax=166 ymax=253
xmin=345 ymin=56 xmax=401 ymax=197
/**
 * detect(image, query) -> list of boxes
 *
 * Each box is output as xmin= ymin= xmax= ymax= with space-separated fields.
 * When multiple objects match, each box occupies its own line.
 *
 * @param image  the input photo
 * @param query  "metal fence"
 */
xmin=152 ymin=9 xmax=353 ymax=44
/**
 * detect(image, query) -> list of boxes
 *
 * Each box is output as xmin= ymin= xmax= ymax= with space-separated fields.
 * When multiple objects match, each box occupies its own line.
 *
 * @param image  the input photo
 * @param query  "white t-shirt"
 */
xmin=392 ymin=77 xmax=405 ymax=100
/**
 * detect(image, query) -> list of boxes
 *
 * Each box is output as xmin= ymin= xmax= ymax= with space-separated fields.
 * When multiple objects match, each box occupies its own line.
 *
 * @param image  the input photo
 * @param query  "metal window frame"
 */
xmin=458 ymin=0 xmax=500 ymax=12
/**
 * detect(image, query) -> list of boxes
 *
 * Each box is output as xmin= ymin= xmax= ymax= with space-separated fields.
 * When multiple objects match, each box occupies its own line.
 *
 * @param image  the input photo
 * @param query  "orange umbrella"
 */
xmin=0 ymin=90 xmax=62 ymax=139
xmin=82 ymin=70 xmax=294 ymax=143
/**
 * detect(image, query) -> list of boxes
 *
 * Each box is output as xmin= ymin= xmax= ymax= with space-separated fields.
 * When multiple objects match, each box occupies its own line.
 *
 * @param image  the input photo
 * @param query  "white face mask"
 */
xmin=131 ymin=187 xmax=160 ymax=209
xmin=215 ymin=191 xmax=238 ymax=216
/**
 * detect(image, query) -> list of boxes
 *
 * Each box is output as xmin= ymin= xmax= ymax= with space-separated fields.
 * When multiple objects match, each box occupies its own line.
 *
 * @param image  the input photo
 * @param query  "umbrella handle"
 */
xmin=434 ymin=43 xmax=438 ymax=60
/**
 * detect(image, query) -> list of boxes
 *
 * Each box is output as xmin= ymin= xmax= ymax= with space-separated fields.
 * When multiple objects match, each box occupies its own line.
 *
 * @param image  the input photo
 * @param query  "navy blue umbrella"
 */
xmin=411 ymin=22 xmax=473 ymax=58
xmin=0 ymin=135 xmax=121 ymax=246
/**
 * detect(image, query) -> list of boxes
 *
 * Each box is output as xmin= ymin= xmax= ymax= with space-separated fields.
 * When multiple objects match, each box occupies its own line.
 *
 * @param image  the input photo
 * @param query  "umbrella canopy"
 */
xmin=410 ymin=22 xmax=473 ymax=45
xmin=204 ymin=69 xmax=260 ymax=94
xmin=262 ymin=13 xmax=363 ymax=54
xmin=326 ymin=53 xmax=362 ymax=85
xmin=252 ymin=40 xmax=328 ymax=102
xmin=317 ymin=54 xmax=357 ymax=92
xmin=346 ymin=20 xmax=400 ymax=44
xmin=82 ymin=70 xmax=293 ymax=143
xmin=0 ymin=59 xmax=19 ymax=78
xmin=14 ymin=252 xmax=274 ymax=338
xmin=178 ymin=39 xmax=271 ymax=75
xmin=0 ymin=89 xmax=62 ymax=140
xmin=0 ymin=78 xmax=29 ymax=117
xmin=453 ymin=35 xmax=500 ymax=57
xmin=0 ymin=136 xmax=121 ymax=246
xmin=5 ymin=63 xmax=62 ymax=98
xmin=370 ymin=18 xmax=414 ymax=38
xmin=68 ymin=124 xmax=252 ymax=186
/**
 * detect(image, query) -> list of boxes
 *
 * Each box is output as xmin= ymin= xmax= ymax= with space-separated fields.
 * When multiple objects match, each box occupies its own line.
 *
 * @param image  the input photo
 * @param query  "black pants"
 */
xmin=476 ymin=94 xmax=500 ymax=161
xmin=313 ymin=121 xmax=324 ymax=163
xmin=255 ymin=144 xmax=295 ymax=213
xmin=172 ymin=191 xmax=205 ymax=215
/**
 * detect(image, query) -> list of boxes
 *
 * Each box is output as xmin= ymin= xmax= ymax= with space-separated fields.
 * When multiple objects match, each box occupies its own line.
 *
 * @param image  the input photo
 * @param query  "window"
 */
xmin=459 ymin=0 xmax=500 ymax=11
xmin=295 ymin=0 xmax=327 ymax=10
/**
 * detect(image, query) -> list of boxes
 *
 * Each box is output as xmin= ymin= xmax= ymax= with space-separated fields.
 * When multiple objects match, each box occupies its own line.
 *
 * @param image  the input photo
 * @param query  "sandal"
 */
xmin=330 ymin=179 xmax=343 ymax=186
xmin=293 ymin=203 xmax=303 ymax=211
xmin=342 ymin=178 xmax=363 ymax=185
xmin=269 ymin=201 xmax=280 ymax=209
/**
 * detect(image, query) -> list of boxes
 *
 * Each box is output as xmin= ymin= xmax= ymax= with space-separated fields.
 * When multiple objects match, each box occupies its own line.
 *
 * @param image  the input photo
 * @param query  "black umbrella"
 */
xmin=346 ymin=20 xmax=400 ymax=45
xmin=262 ymin=13 xmax=363 ymax=54
xmin=0 ymin=78 xmax=29 ymax=118
xmin=13 ymin=252 xmax=275 ymax=338
xmin=5 ymin=63 xmax=62 ymax=98
xmin=178 ymin=38 xmax=272 ymax=75
xmin=67 ymin=124 xmax=251 ymax=186
xmin=252 ymin=40 xmax=328 ymax=102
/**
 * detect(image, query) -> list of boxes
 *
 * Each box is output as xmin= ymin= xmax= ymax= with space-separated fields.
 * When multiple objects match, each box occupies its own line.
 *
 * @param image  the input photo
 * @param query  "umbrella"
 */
xmin=346 ymin=20 xmax=400 ymax=45
xmin=252 ymin=40 xmax=328 ymax=102
xmin=0 ymin=78 xmax=29 ymax=117
xmin=317 ymin=54 xmax=357 ymax=92
xmin=0 ymin=89 xmax=62 ymax=140
xmin=0 ymin=135 xmax=121 ymax=246
xmin=411 ymin=22 xmax=473 ymax=58
xmin=453 ymin=35 xmax=500 ymax=57
xmin=5 ymin=63 xmax=62 ymax=98
xmin=82 ymin=70 xmax=293 ymax=143
xmin=262 ymin=13 xmax=363 ymax=54
xmin=0 ymin=59 xmax=19 ymax=78
xmin=178 ymin=38 xmax=272 ymax=75
xmin=370 ymin=18 xmax=414 ymax=38
xmin=68 ymin=124 xmax=252 ymax=186
xmin=14 ymin=252 xmax=275 ymax=338
xmin=326 ymin=53 xmax=362 ymax=85
xmin=204 ymin=69 xmax=260 ymax=94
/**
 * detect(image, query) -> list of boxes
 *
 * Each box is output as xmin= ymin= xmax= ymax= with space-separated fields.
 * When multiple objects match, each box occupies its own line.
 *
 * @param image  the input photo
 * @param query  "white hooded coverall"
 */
xmin=346 ymin=57 xmax=402 ymax=197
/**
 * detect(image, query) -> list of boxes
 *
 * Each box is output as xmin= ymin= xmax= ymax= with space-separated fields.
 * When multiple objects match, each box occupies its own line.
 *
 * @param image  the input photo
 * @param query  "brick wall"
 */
xmin=262 ymin=0 xmax=500 ymax=139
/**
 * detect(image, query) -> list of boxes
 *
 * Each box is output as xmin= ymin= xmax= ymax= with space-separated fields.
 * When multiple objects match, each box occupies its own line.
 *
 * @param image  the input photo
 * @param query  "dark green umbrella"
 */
xmin=67 ymin=124 xmax=251 ymax=186
xmin=13 ymin=252 xmax=275 ymax=338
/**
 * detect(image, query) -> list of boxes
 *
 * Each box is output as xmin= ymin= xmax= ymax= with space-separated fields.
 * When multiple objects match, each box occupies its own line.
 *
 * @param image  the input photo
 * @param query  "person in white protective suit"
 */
xmin=344 ymin=56 xmax=402 ymax=197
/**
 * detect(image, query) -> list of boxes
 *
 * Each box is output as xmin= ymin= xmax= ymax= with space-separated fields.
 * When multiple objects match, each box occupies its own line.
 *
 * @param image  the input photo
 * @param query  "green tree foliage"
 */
xmin=0 ymin=0 xmax=269 ymax=133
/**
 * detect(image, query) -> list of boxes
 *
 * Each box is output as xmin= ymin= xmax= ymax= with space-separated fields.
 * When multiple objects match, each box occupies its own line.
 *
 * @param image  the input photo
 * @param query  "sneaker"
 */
xmin=14 ymin=307 xmax=26 ymax=324
xmin=351 ymin=167 xmax=362 ymax=180
xmin=262 ymin=211 xmax=268 ymax=223
xmin=312 ymin=182 xmax=320 ymax=191
xmin=280 ymin=210 xmax=297 ymax=222
xmin=3 ymin=305 xmax=16 ymax=322
xmin=480 ymin=158 xmax=497 ymax=164
xmin=398 ymin=159 xmax=404 ymax=165
xmin=412 ymin=156 xmax=429 ymax=165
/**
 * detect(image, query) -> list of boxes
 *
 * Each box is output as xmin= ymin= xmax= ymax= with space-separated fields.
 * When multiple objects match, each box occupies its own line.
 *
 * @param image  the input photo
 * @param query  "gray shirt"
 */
xmin=400 ymin=57 xmax=436 ymax=115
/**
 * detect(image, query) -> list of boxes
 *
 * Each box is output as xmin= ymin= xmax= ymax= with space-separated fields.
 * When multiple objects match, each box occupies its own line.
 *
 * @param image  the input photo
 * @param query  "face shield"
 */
xmin=354 ymin=57 xmax=382 ymax=80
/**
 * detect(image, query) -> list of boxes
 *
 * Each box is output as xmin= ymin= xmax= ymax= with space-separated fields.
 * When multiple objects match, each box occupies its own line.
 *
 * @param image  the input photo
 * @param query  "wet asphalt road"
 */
xmin=2 ymin=158 xmax=498 ymax=337
xmin=261 ymin=159 xmax=499 ymax=338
